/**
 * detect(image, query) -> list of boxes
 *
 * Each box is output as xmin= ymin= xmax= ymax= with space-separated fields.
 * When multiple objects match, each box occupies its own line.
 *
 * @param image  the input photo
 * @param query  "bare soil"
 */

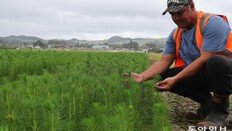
xmin=163 ymin=92 xmax=232 ymax=131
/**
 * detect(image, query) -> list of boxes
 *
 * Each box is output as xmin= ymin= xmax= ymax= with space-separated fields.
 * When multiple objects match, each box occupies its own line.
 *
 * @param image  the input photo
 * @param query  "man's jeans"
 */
xmin=161 ymin=56 xmax=232 ymax=104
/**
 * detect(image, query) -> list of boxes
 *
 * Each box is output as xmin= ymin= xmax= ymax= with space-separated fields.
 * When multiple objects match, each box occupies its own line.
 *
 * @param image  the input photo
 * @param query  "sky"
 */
xmin=0 ymin=0 xmax=232 ymax=40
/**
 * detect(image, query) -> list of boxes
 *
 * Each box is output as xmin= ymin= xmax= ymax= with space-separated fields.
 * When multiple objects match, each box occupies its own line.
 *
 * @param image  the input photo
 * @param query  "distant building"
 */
xmin=92 ymin=45 xmax=110 ymax=50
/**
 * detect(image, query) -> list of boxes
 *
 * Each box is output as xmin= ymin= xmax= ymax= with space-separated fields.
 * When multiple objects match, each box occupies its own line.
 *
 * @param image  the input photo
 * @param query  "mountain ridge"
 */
xmin=0 ymin=35 xmax=166 ymax=46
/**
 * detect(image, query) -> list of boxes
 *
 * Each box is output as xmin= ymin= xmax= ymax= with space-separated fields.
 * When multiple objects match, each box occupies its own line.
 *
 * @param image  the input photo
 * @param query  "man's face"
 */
xmin=169 ymin=5 xmax=194 ymax=30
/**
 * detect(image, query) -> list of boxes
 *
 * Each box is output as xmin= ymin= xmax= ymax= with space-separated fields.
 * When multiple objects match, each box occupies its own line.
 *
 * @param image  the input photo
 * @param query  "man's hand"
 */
xmin=155 ymin=77 xmax=178 ymax=92
xmin=131 ymin=73 xmax=144 ymax=83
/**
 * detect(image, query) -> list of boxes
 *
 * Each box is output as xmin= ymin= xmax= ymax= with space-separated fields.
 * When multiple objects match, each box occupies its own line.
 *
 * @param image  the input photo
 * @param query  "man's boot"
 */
xmin=197 ymin=94 xmax=230 ymax=127
xmin=185 ymin=99 xmax=214 ymax=122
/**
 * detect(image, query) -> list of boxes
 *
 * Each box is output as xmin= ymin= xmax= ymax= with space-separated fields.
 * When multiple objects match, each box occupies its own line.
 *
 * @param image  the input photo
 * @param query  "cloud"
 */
xmin=0 ymin=0 xmax=231 ymax=39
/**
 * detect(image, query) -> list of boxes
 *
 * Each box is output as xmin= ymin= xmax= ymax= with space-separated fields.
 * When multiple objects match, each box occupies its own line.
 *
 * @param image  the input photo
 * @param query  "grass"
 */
xmin=147 ymin=53 xmax=161 ymax=64
xmin=0 ymin=50 xmax=171 ymax=130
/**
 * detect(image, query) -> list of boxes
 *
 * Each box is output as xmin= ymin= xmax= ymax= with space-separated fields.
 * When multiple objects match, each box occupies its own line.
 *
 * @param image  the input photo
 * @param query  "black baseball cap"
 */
xmin=162 ymin=0 xmax=190 ymax=15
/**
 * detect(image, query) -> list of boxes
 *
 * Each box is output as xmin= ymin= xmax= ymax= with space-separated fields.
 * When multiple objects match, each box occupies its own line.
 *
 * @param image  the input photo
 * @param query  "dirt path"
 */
xmin=163 ymin=92 xmax=232 ymax=131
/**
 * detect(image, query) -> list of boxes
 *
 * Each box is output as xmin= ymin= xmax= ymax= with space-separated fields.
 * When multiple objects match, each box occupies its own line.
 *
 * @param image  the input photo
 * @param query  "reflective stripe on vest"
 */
xmin=173 ymin=11 xmax=232 ymax=67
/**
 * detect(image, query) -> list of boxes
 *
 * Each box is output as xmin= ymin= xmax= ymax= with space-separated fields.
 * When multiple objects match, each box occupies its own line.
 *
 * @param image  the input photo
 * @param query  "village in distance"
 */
xmin=0 ymin=35 xmax=166 ymax=53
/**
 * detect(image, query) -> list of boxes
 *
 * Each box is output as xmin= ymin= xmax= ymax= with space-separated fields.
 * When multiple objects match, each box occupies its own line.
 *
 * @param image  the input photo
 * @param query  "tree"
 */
xmin=33 ymin=40 xmax=46 ymax=49
xmin=123 ymin=40 xmax=139 ymax=50
xmin=75 ymin=42 xmax=79 ymax=47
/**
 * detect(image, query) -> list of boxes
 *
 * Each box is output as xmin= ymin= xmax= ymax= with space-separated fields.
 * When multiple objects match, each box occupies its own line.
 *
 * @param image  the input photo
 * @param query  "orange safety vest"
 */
xmin=173 ymin=11 xmax=232 ymax=67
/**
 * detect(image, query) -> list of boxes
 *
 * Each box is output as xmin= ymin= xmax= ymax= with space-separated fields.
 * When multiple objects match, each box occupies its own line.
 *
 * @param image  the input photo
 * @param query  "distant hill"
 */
xmin=107 ymin=36 xmax=166 ymax=47
xmin=65 ymin=38 xmax=80 ymax=45
xmin=0 ymin=35 xmax=166 ymax=47
xmin=0 ymin=35 xmax=43 ymax=44
xmin=107 ymin=36 xmax=132 ymax=43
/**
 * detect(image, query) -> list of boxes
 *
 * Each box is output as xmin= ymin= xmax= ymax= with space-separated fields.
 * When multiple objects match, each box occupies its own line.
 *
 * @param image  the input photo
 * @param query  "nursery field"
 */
xmin=0 ymin=50 xmax=171 ymax=131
